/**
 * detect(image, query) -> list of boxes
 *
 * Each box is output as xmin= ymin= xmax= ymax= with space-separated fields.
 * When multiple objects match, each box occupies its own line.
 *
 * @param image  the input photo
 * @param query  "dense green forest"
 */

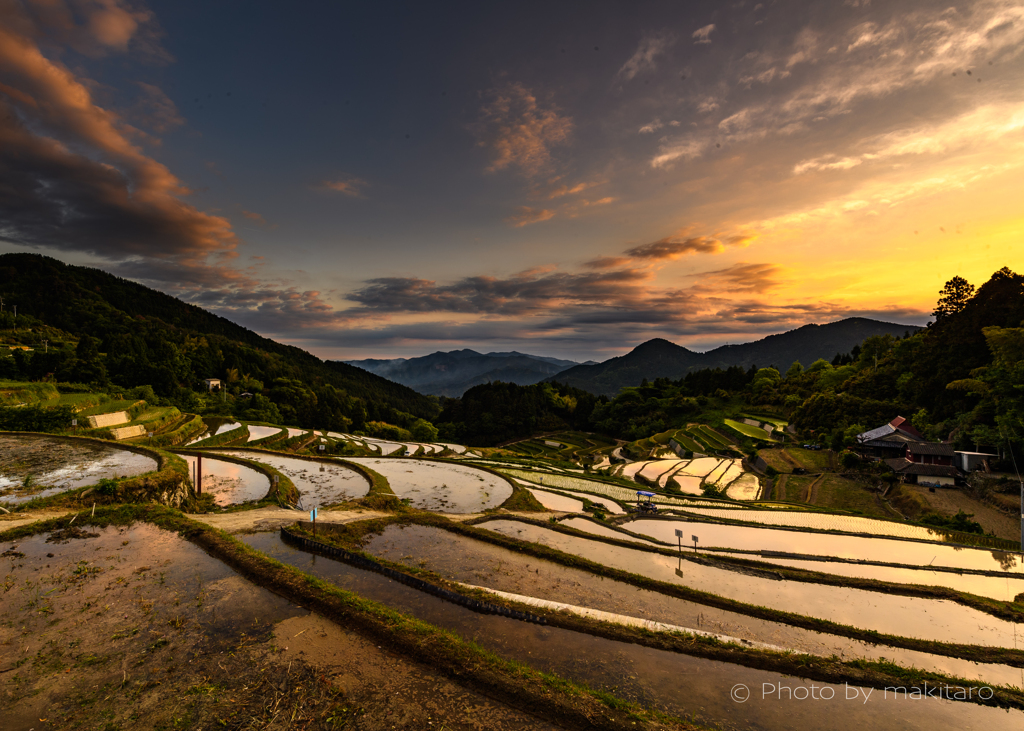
xmin=438 ymin=268 xmax=1024 ymax=457
xmin=0 ymin=254 xmax=438 ymax=432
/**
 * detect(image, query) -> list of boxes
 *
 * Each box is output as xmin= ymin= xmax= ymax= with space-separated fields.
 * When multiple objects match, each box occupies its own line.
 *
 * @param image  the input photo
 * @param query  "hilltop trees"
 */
xmin=932 ymin=276 xmax=976 ymax=320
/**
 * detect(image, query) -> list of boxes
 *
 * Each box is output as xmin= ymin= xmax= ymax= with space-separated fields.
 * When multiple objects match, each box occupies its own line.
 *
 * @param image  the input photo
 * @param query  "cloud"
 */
xmin=318 ymin=176 xmax=369 ymax=198
xmin=0 ymin=8 xmax=236 ymax=275
xmin=346 ymin=268 xmax=654 ymax=317
xmin=505 ymin=206 xmax=555 ymax=227
xmin=129 ymin=81 xmax=184 ymax=133
xmin=651 ymin=3 xmax=1024 ymax=169
xmin=476 ymin=82 xmax=573 ymax=177
xmin=618 ymin=33 xmax=675 ymax=80
xmin=794 ymin=103 xmax=1024 ymax=174
xmin=588 ymin=230 xmax=757 ymax=266
xmin=24 ymin=0 xmax=172 ymax=62
xmin=690 ymin=263 xmax=783 ymax=293
xmin=241 ymin=210 xmax=270 ymax=227
xmin=692 ymin=24 xmax=716 ymax=45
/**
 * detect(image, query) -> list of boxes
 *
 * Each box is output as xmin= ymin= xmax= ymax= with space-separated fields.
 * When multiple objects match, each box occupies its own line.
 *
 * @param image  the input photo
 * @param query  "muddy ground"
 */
xmin=0 ymin=523 xmax=560 ymax=730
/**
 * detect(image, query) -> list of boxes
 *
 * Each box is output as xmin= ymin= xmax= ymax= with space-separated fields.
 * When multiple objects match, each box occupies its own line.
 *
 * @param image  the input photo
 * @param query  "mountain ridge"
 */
xmin=346 ymin=349 xmax=586 ymax=397
xmin=546 ymin=318 xmax=922 ymax=396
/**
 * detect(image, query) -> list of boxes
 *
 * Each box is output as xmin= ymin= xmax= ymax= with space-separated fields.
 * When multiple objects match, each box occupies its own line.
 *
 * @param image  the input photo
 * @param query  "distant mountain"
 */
xmin=548 ymin=318 xmax=922 ymax=396
xmin=346 ymin=349 xmax=587 ymax=397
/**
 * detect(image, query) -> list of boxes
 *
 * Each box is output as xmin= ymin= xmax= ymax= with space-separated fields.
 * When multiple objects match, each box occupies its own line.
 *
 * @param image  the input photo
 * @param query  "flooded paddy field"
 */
xmin=481 ymin=520 xmax=1024 ymax=649
xmin=517 ymin=482 xmax=625 ymax=514
xmin=213 ymin=451 xmax=369 ymax=507
xmin=184 ymin=419 xmax=241 ymax=445
xmin=177 ymin=453 xmax=269 ymax=506
xmin=718 ymin=550 xmax=1024 ymax=603
xmin=0 ymin=524 xmax=548 ymax=731
xmin=0 ymin=435 xmax=157 ymax=505
xmin=343 ymin=457 xmax=512 ymax=512
xmin=525 ymin=486 xmax=584 ymax=511
xmin=245 ymin=530 xmax=1024 ymax=730
xmin=245 ymin=425 xmax=281 ymax=442
xmin=363 ymin=522 xmax=1024 ymax=687
xmin=628 ymin=518 xmax=1024 ymax=575
xmin=676 ymin=506 xmax=959 ymax=541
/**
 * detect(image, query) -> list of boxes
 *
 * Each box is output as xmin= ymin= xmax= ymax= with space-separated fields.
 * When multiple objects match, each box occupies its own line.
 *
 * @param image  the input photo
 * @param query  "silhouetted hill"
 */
xmin=346 ymin=349 xmax=582 ymax=396
xmin=549 ymin=319 xmax=922 ymax=396
xmin=0 ymin=253 xmax=437 ymax=427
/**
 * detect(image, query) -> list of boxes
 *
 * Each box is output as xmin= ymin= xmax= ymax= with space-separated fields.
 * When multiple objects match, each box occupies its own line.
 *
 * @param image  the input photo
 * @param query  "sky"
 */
xmin=1 ymin=0 xmax=1022 ymax=362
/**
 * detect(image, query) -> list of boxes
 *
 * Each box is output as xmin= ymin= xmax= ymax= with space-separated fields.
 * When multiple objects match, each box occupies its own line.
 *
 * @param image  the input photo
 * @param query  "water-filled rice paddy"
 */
xmin=525 ymin=487 xmax=584 ymax=512
xmin=677 ymin=506 xmax=955 ymax=541
xmin=480 ymin=520 xmax=1024 ymax=648
xmin=628 ymin=518 xmax=1024 ymax=575
xmin=213 ymin=451 xmax=369 ymax=507
xmin=0 ymin=434 xmax=157 ymax=505
xmin=342 ymin=458 xmax=512 ymax=513
xmin=721 ymin=550 xmax=1024 ymax=603
xmin=246 ymin=425 xmax=281 ymax=442
xmin=177 ymin=453 xmax=269 ymax=506
xmin=362 ymin=522 xmax=1024 ymax=688
xmin=245 ymin=531 xmax=1022 ymax=729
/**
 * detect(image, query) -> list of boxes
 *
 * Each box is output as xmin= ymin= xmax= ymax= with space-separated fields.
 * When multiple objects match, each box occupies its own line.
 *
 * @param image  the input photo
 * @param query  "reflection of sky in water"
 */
xmin=185 ymin=421 xmax=243 ymax=446
xmin=246 ymin=425 xmax=280 ymax=442
xmin=344 ymin=458 xmax=512 ymax=513
xmin=0 ymin=435 xmax=157 ymax=505
xmin=525 ymin=487 xmax=582 ymax=512
xmin=485 ymin=521 xmax=1023 ymax=649
xmin=245 ymin=531 xmax=1023 ymax=730
xmin=214 ymin=451 xmax=368 ymax=507
xmin=629 ymin=518 xmax=1024 ymax=575
xmin=178 ymin=454 xmax=269 ymax=506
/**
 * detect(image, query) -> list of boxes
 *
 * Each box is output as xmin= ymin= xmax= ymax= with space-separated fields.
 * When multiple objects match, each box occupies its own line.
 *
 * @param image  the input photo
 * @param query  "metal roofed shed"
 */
xmin=635 ymin=490 xmax=659 ymax=515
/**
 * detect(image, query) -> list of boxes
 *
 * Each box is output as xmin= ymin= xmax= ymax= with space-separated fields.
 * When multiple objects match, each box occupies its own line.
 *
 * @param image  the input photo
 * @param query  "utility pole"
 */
xmin=42 ymin=339 xmax=48 ymax=353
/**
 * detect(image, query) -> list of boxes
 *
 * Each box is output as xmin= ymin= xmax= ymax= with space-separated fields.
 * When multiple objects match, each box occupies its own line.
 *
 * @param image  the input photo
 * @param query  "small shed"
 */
xmin=955 ymin=451 xmax=997 ymax=473
xmin=203 ymin=378 xmax=222 ymax=392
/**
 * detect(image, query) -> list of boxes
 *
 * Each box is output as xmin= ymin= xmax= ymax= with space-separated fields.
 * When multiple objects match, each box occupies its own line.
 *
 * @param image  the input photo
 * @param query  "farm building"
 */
xmin=855 ymin=416 xmax=925 ymax=459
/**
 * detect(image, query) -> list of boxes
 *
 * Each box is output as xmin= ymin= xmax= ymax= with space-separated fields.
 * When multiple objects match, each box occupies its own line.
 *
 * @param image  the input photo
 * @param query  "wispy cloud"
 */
xmin=318 ymin=176 xmax=369 ymax=197
xmin=692 ymin=24 xmax=716 ymax=45
xmin=505 ymin=206 xmax=555 ymax=227
xmin=652 ymin=2 xmax=1024 ymax=169
xmin=476 ymin=82 xmax=573 ymax=177
xmin=618 ymin=33 xmax=675 ymax=80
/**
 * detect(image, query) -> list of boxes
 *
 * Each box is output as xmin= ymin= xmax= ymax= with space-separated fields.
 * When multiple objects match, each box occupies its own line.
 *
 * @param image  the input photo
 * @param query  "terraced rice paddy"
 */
xmin=524 ymin=487 xmax=584 ymax=512
xmin=628 ymin=518 xmax=1024 ymax=575
xmin=480 ymin=520 xmax=1023 ymax=648
xmin=247 ymin=530 xmax=1022 ymax=728
xmin=677 ymin=506 xmax=956 ymax=540
xmin=0 ymin=434 xmax=158 ymax=505
xmin=213 ymin=451 xmax=369 ymax=506
xmin=343 ymin=458 xmax=512 ymax=513
xmin=178 ymin=453 xmax=269 ymax=506
xmin=362 ymin=522 xmax=1024 ymax=688
xmin=246 ymin=425 xmax=281 ymax=442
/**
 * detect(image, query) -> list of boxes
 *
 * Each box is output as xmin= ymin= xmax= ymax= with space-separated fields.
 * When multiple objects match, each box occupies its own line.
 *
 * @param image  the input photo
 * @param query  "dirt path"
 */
xmin=804 ymin=474 xmax=825 ymax=504
xmin=778 ymin=449 xmax=802 ymax=470
xmin=773 ymin=474 xmax=788 ymax=501
xmin=911 ymin=486 xmax=1022 ymax=543
xmin=0 ymin=508 xmax=74 ymax=532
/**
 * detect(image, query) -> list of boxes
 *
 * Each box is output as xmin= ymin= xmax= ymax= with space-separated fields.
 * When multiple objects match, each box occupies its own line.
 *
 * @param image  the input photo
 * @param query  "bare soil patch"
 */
xmin=0 ymin=523 xmax=561 ymax=730
xmin=911 ymin=486 xmax=1022 ymax=543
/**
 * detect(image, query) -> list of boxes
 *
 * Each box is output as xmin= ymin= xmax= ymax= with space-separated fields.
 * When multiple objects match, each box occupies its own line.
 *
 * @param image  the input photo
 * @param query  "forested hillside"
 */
xmin=436 ymin=268 xmax=1024 ymax=457
xmin=0 ymin=254 xmax=438 ymax=431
